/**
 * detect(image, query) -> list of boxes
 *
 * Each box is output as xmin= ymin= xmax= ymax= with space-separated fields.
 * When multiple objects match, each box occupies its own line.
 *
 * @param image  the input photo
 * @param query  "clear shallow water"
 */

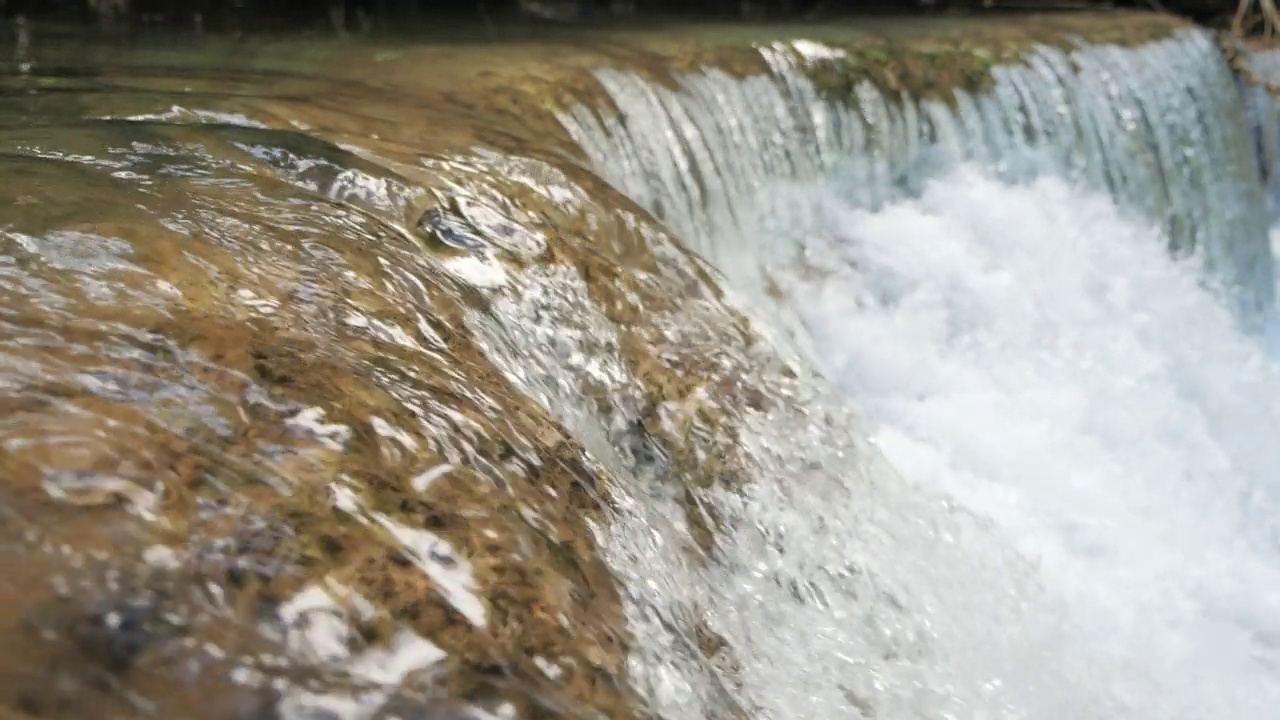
xmin=5 ymin=21 xmax=1280 ymax=720
xmin=0 ymin=52 xmax=1061 ymax=720
xmin=760 ymin=167 xmax=1280 ymax=718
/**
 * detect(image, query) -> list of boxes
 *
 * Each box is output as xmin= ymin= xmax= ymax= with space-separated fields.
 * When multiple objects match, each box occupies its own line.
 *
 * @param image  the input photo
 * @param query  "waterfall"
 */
xmin=559 ymin=28 xmax=1276 ymax=332
xmin=1244 ymin=48 xmax=1280 ymax=215
xmin=6 ymin=16 xmax=1280 ymax=720
xmin=556 ymin=24 xmax=1280 ymax=720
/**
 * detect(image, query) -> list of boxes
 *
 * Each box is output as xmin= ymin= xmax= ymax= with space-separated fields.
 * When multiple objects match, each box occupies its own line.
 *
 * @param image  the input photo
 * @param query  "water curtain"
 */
xmin=560 ymin=29 xmax=1275 ymax=330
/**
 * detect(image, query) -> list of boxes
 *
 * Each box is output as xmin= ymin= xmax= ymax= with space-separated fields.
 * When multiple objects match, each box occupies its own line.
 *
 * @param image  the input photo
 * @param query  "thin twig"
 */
xmin=1236 ymin=0 xmax=1280 ymax=39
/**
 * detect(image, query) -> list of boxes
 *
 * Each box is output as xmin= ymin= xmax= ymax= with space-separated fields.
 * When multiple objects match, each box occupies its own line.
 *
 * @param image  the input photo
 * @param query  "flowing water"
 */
xmin=561 ymin=23 xmax=1280 ymax=720
xmin=0 ymin=13 xmax=1278 ymax=720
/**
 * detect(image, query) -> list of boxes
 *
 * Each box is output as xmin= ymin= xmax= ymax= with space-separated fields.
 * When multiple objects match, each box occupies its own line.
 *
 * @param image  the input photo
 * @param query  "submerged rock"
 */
xmin=416 ymin=206 xmax=488 ymax=253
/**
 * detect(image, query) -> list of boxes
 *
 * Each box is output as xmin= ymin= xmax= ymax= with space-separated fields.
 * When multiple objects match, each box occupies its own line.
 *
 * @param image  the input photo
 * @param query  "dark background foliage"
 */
xmin=0 ymin=1 xmax=1252 ymax=35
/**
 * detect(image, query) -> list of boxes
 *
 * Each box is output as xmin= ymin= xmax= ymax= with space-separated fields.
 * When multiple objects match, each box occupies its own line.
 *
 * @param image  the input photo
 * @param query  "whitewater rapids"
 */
xmin=754 ymin=166 xmax=1280 ymax=719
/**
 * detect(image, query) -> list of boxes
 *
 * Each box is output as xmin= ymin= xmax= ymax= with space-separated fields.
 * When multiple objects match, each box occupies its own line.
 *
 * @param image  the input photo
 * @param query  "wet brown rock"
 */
xmin=0 ymin=123 xmax=644 ymax=720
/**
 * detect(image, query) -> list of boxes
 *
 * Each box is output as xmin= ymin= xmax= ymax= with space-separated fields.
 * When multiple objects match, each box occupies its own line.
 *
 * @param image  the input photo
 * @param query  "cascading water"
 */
xmin=561 ymin=25 xmax=1280 ymax=720
xmin=5 ymin=15 xmax=1280 ymax=720
xmin=779 ymin=169 xmax=1280 ymax=717
xmin=1242 ymin=46 xmax=1280 ymax=216
xmin=560 ymin=29 xmax=1276 ymax=332
xmin=1242 ymin=47 xmax=1280 ymax=317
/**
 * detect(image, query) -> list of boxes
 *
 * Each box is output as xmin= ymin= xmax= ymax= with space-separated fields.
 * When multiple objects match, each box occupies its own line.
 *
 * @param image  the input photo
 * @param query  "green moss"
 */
xmin=795 ymin=12 xmax=1188 ymax=104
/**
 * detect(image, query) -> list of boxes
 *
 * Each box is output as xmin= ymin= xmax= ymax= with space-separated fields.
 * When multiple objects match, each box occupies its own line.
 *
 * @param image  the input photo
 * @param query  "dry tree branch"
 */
xmin=1236 ymin=0 xmax=1280 ymax=39
xmin=1217 ymin=28 xmax=1280 ymax=97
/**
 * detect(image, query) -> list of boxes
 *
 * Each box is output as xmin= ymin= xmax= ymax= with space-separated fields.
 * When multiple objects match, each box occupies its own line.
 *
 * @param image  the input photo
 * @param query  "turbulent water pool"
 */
xmin=1 ymin=11 xmax=1279 ymax=720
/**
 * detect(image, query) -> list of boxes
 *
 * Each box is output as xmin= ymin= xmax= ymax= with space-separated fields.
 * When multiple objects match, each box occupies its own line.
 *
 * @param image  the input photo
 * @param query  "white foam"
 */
xmin=104 ymin=106 xmax=269 ymax=128
xmin=142 ymin=544 xmax=181 ymax=570
xmin=371 ymin=416 xmax=420 ymax=451
xmin=764 ymin=167 xmax=1280 ymax=718
xmin=372 ymin=513 xmax=487 ymax=629
xmin=411 ymin=463 xmax=455 ymax=493
xmin=235 ymin=287 xmax=280 ymax=316
xmin=787 ymin=39 xmax=847 ymax=63
xmin=285 ymin=407 xmax=352 ymax=451
xmin=327 ymin=485 xmax=487 ymax=629
xmin=439 ymin=254 xmax=508 ymax=288
xmin=273 ymin=580 xmax=447 ymax=720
